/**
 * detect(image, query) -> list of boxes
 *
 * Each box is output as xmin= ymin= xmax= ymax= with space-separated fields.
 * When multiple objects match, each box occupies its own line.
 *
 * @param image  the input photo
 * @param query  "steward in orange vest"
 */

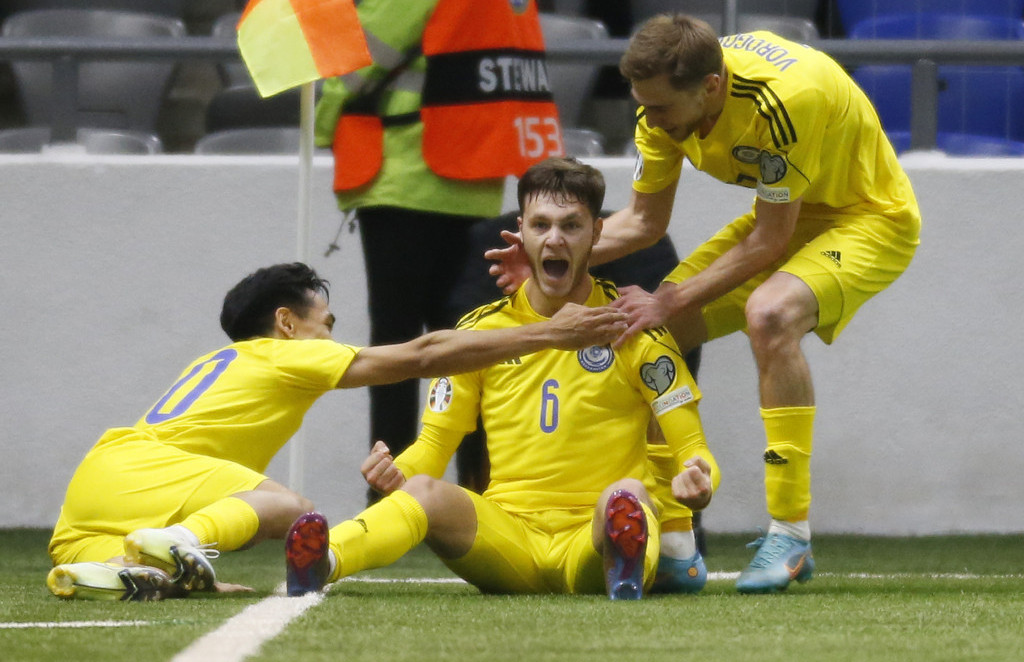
xmin=329 ymin=0 xmax=564 ymax=191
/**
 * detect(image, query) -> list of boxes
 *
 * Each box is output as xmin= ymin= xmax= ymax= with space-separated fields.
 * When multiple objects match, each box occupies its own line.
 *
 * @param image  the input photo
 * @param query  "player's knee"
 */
xmin=745 ymin=295 xmax=802 ymax=352
xmin=270 ymin=491 xmax=315 ymax=524
xmin=400 ymin=474 xmax=467 ymax=523
xmin=604 ymin=478 xmax=649 ymax=503
xmin=248 ymin=491 xmax=316 ymax=540
xmin=400 ymin=474 xmax=442 ymax=507
xmin=293 ymin=493 xmax=315 ymax=515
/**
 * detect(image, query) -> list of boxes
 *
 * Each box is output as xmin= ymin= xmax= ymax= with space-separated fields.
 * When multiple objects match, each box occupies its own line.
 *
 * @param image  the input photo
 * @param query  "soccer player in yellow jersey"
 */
xmin=284 ymin=157 xmax=718 ymax=600
xmin=490 ymin=15 xmax=921 ymax=593
xmin=45 ymin=263 xmax=627 ymax=601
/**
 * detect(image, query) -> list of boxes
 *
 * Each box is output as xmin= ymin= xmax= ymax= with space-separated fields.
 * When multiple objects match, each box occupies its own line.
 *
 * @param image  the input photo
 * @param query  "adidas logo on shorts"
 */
xmin=763 ymin=450 xmax=789 ymax=465
xmin=821 ymin=250 xmax=841 ymax=268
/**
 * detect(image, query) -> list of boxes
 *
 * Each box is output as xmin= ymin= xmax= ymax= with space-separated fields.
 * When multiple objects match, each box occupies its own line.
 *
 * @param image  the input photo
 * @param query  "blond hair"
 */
xmin=619 ymin=14 xmax=723 ymax=90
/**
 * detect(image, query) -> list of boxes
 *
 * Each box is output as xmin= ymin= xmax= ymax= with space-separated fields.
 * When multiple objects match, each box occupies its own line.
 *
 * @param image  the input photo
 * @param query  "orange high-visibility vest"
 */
xmin=332 ymin=0 xmax=563 ymax=191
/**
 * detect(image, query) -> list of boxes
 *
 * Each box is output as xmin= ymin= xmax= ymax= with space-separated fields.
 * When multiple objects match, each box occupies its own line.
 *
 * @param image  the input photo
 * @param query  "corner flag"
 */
xmin=237 ymin=0 xmax=372 ymax=97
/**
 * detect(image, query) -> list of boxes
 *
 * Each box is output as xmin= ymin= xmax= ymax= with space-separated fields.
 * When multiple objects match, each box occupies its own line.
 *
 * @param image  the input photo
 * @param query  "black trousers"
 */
xmin=357 ymin=207 xmax=491 ymax=496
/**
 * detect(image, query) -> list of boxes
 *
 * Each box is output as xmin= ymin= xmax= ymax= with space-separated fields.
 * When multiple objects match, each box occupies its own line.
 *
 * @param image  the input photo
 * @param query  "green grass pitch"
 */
xmin=2 ymin=529 xmax=1022 ymax=661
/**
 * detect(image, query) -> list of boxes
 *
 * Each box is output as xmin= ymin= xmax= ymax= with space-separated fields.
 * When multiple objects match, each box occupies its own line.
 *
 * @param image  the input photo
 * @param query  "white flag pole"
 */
xmin=288 ymin=80 xmax=316 ymax=494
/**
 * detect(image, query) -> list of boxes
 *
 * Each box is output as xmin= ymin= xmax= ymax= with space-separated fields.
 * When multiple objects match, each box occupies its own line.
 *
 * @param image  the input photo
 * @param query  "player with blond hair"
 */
xmin=490 ymin=15 xmax=920 ymax=593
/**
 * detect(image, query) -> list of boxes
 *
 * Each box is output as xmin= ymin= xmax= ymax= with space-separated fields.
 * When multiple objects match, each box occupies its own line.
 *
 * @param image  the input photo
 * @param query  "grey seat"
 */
xmin=1 ymin=2 xmax=185 ymax=18
xmin=697 ymin=13 xmax=820 ymax=40
xmin=194 ymin=127 xmax=313 ymax=155
xmin=562 ymin=128 xmax=606 ymax=157
xmin=631 ymin=0 xmax=819 ymax=25
xmin=211 ymin=11 xmax=250 ymax=88
xmin=2 ymin=9 xmax=186 ymax=132
xmin=204 ymin=84 xmax=303 ymax=133
xmin=0 ymin=126 xmax=163 ymax=153
xmin=538 ymin=13 xmax=610 ymax=130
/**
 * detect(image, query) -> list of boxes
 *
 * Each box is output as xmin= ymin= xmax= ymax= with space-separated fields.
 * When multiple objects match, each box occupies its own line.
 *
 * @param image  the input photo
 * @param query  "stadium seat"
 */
xmin=632 ymin=0 xmax=818 ymax=24
xmin=856 ymin=63 xmax=1024 ymax=152
xmin=0 ymin=126 xmax=163 ymax=153
xmin=211 ymin=11 xmax=250 ymax=88
xmin=694 ymin=13 xmax=820 ymax=40
xmin=836 ymin=0 xmax=1024 ymax=36
xmin=194 ymin=127 xmax=311 ymax=155
xmin=204 ymin=84 xmax=303 ymax=133
xmin=539 ymin=13 xmax=610 ymax=133
xmin=1 ymin=1 xmax=185 ymax=20
xmin=885 ymin=130 xmax=1024 ymax=156
xmin=849 ymin=13 xmax=1024 ymax=153
xmin=562 ymin=128 xmax=606 ymax=157
xmin=2 ymin=9 xmax=186 ymax=133
xmin=848 ymin=13 xmax=1024 ymax=39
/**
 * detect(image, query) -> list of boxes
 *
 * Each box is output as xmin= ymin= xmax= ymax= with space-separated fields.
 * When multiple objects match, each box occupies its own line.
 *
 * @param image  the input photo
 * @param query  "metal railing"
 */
xmin=1 ymin=35 xmax=1024 ymax=149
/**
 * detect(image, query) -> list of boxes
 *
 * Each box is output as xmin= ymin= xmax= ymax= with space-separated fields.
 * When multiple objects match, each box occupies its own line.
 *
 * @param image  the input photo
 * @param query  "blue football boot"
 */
xmin=651 ymin=551 xmax=707 ymax=594
xmin=735 ymin=531 xmax=814 ymax=594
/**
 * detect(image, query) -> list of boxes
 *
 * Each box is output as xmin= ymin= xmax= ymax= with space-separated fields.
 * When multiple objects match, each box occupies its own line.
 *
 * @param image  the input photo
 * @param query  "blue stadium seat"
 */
xmin=848 ymin=13 xmax=1024 ymax=39
xmin=854 ymin=65 xmax=1024 ymax=141
xmin=836 ymin=0 xmax=1024 ymax=35
xmin=885 ymin=131 xmax=1024 ymax=156
xmin=849 ymin=13 xmax=1024 ymax=154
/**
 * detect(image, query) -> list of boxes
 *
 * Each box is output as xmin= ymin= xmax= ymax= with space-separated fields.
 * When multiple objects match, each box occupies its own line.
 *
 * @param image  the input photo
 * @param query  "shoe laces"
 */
xmin=177 ymin=541 xmax=220 ymax=560
xmin=745 ymin=531 xmax=796 ymax=569
xmin=196 ymin=543 xmax=220 ymax=560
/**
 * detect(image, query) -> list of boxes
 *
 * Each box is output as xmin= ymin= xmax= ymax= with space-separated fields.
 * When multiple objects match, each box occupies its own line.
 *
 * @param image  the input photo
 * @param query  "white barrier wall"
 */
xmin=1 ymin=151 xmax=1021 ymax=535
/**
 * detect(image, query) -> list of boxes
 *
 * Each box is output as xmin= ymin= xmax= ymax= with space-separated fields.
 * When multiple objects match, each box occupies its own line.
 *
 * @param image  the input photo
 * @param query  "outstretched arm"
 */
xmin=611 ymin=196 xmax=802 ymax=344
xmin=590 ymin=186 xmax=677 ymax=267
xmin=338 ymin=302 xmax=627 ymax=388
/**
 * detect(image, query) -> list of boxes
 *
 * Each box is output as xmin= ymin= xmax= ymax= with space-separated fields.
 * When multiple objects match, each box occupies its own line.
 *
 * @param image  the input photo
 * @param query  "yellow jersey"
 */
xmin=396 ymin=278 xmax=713 ymax=513
xmin=90 ymin=338 xmax=360 ymax=473
xmin=634 ymin=31 xmax=919 ymax=227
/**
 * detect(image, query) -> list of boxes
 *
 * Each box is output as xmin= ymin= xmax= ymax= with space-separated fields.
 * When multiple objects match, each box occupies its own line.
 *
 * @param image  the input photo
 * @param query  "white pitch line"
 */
xmin=340 ymin=576 xmax=467 ymax=584
xmin=0 ymin=620 xmax=151 ymax=629
xmin=340 ymin=571 xmax=1022 ymax=584
xmin=171 ymin=583 xmax=322 ymax=662
xmin=157 ymin=569 xmax=1020 ymax=661
xmin=819 ymin=572 xmax=1024 ymax=580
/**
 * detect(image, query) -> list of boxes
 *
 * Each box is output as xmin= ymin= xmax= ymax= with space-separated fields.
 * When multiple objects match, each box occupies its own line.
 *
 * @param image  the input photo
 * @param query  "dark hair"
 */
xmin=220 ymin=262 xmax=330 ymax=341
xmin=619 ymin=14 xmax=723 ymax=90
xmin=517 ymin=156 xmax=605 ymax=219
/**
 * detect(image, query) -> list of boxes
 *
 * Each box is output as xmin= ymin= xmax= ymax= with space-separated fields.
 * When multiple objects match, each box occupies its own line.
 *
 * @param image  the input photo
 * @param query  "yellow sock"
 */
xmin=180 ymin=496 xmax=260 ymax=551
xmin=761 ymin=406 xmax=815 ymax=522
xmin=327 ymin=490 xmax=428 ymax=582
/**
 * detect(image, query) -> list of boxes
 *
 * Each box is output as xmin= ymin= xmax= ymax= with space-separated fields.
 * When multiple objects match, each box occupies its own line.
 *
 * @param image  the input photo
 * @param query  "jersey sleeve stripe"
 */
xmin=731 ymin=75 xmax=797 ymax=147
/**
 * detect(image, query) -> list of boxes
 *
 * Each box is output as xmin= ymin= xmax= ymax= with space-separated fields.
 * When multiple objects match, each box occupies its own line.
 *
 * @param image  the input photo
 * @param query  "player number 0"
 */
xmin=144 ymin=348 xmax=237 ymax=424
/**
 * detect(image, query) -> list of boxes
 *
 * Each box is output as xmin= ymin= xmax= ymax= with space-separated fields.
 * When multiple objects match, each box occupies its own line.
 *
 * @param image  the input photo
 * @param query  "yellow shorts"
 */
xmin=442 ymin=491 xmax=660 ymax=594
xmin=665 ymin=209 xmax=920 ymax=344
xmin=48 ymin=439 xmax=266 ymax=565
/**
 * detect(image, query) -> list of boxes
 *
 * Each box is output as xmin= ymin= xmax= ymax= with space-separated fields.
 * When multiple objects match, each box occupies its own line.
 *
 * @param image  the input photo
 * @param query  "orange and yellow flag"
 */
xmin=237 ymin=0 xmax=372 ymax=97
